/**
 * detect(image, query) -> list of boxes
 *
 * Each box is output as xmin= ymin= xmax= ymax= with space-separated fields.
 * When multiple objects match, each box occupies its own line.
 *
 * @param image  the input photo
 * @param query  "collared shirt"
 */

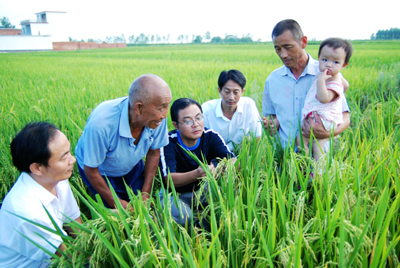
xmin=159 ymin=128 xmax=235 ymax=193
xmin=75 ymin=97 xmax=169 ymax=177
xmin=0 ymin=172 xmax=80 ymax=268
xmin=262 ymin=54 xmax=350 ymax=148
xmin=202 ymin=97 xmax=262 ymax=151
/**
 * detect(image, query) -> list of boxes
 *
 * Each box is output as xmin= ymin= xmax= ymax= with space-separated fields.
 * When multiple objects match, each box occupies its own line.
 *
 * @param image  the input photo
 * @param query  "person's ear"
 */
xmin=301 ymin=36 xmax=308 ymax=49
xmin=173 ymin=121 xmax=178 ymax=130
xmin=30 ymin=163 xmax=44 ymax=176
xmin=218 ymin=87 xmax=222 ymax=93
xmin=135 ymin=102 xmax=143 ymax=115
xmin=342 ymin=62 xmax=348 ymax=69
xmin=242 ymin=88 xmax=245 ymax=93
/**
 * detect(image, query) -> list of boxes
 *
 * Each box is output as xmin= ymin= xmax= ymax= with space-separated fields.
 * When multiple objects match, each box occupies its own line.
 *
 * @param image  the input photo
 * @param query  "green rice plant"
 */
xmin=1 ymin=41 xmax=400 ymax=267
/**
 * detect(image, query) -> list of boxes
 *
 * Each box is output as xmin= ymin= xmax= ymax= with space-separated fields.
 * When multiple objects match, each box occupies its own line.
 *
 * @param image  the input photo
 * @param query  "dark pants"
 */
xmin=78 ymin=160 xmax=145 ymax=208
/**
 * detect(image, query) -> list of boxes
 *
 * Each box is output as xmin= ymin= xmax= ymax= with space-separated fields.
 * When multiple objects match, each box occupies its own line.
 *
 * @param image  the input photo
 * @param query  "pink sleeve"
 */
xmin=325 ymin=82 xmax=343 ymax=103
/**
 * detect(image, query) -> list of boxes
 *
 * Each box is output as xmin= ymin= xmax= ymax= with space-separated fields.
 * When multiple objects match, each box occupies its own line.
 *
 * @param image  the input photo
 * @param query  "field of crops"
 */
xmin=1 ymin=41 xmax=400 ymax=267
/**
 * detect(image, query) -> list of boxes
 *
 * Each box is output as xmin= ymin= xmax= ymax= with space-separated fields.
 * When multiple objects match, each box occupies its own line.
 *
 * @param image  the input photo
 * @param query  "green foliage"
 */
xmin=0 ymin=42 xmax=400 ymax=266
xmin=193 ymin=35 xmax=203 ymax=44
xmin=0 ymin=16 xmax=15 ymax=28
xmin=371 ymin=28 xmax=400 ymax=40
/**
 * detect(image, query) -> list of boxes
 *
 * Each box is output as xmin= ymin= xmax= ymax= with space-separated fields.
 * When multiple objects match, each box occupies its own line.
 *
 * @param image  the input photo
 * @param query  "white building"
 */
xmin=0 ymin=11 xmax=67 ymax=52
xmin=21 ymin=11 xmax=68 ymax=42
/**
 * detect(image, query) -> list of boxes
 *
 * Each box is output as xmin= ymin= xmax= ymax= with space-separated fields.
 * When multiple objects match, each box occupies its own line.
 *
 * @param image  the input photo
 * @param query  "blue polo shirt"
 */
xmin=75 ymin=97 xmax=169 ymax=177
xmin=262 ymin=54 xmax=350 ymax=148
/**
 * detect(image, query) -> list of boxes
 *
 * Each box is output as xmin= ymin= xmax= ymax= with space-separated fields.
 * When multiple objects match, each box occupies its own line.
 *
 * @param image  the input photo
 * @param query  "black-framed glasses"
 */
xmin=177 ymin=115 xmax=204 ymax=128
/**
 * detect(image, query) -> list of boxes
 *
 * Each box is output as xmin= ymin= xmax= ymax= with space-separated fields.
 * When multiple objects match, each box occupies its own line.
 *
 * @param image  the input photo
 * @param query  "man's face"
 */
xmin=140 ymin=88 xmax=172 ymax=129
xmin=273 ymin=30 xmax=306 ymax=69
xmin=174 ymin=104 xmax=204 ymax=143
xmin=218 ymin=80 xmax=244 ymax=109
xmin=40 ymin=130 xmax=76 ymax=182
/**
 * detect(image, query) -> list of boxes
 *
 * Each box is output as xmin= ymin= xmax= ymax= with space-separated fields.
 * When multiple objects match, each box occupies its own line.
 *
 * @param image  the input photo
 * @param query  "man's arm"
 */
xmin=55 ymin=217 xmax=83 ymax=257
xmin=84 ymin=166 xmax=129 ymax=209
xmin=301 ymin=112 xmax=350 ymax=139
xmin=141 ymin=148 xmax=160 ymax=202
xmin=165 ymin=164 xmax=215 ymax=187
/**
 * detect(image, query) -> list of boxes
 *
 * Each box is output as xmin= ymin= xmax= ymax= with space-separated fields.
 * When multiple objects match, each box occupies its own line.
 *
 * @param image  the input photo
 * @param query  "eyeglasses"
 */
xmin=177 ymin=115 xmax=204 ymax=128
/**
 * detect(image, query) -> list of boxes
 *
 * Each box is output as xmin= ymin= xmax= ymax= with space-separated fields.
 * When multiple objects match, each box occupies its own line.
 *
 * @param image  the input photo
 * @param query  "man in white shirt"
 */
xmin=0 ymin=122 xmax=82 ymax=268
xmin=202 ymin=69 xmax=262 ymax=151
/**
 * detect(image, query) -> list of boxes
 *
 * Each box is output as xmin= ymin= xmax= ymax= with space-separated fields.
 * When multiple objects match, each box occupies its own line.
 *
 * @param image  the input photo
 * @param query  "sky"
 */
xmin=1 ymin=0 xmax=399 ymax=42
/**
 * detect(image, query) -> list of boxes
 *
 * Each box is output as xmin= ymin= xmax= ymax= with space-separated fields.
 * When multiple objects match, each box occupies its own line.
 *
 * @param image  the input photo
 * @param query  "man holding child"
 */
xmin=262 ymin=19 xmax=350 ymax=151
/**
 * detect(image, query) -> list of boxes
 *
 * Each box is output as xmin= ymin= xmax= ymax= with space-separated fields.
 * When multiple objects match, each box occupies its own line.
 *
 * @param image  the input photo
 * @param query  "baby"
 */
xmin=296 ymin=38 xmax=353 ymax=161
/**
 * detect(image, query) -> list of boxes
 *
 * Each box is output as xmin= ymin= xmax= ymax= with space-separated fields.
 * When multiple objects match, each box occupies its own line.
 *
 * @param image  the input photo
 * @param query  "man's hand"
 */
xmin=196 ymin=164 xmax=215 ymax=178
xmin=301 ymin=113 xmax=330 ymax=139
xmin=119 ymin=199 xmax=130 ymax=209
xmin=141 ymin=192 xmax=150 ymax=203
xmin=263 ymin=115 xmax=280 ymax=135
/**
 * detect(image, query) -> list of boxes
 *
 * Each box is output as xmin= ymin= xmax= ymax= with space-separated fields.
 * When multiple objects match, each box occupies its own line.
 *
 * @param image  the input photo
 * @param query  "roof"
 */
xmin=35 ymin=11 xmax=67 ymax=14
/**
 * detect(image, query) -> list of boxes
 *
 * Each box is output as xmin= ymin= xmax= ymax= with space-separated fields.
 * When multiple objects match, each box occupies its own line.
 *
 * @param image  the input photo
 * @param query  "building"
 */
xmin=0 ymin=11 xmax=66 ymax=52
xmin=21 ymin=11 xmax=68 ymax=42
xmin=0 ymin=11 xmax=126 ymax=52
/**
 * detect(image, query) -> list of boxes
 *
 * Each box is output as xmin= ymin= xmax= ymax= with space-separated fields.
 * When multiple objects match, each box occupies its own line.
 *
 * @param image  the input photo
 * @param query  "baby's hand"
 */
xmin=318 ymin=69 xmax=332 ymax=81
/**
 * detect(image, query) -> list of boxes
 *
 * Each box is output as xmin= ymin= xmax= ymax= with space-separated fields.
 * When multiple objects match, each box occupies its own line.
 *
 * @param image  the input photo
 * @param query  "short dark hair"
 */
xmin=10 ymin=122 xmax=59 ymax=173
xmin=272 ymin=19 xmax=304 ymax=44
xmin=218 ymin=69 xmax=246 ymax=90
xmin=318 ymin=38 xmax=353 ymax=64
xmin=170 ymin=98 xmax=202 ymax=122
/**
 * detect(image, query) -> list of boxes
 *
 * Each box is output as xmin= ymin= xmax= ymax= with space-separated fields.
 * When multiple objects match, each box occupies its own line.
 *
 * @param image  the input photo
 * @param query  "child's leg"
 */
xmin=312 ymin=138 xmax=328 ymax=161
xmin=296 ymin=134 xmax=310 ymax=155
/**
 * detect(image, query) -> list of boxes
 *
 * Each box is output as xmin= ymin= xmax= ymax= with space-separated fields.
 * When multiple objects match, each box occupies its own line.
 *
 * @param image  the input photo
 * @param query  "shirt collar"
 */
xmin=177 ymin=130 xmax=201 ymax=151
xmin=119 ymin=99 xmax=133 ymax=138
xmin=279 ymin=53 xmax=318 ymax=78
xmin=21 ymin=172 xmax=57 ymax=206
xmin=215 ymin=98 xmax=243 ymax=119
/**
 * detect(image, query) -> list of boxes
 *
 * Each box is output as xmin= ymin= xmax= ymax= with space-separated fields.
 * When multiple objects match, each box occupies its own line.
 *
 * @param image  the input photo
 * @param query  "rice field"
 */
xmin=0 ymin=41 xmax=400 ymax=267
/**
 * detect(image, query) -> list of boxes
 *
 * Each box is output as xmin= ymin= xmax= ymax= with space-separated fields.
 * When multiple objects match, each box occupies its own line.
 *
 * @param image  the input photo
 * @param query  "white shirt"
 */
xmin=0 ymin=172 xmax=81 ymax=268
xmin=202 ymin=97 xmax=262 ymax=151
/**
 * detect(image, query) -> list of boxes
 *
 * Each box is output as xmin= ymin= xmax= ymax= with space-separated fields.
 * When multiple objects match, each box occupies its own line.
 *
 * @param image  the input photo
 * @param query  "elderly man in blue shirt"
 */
xmin=262 ymin=19 xmax=350 ymax=150
xmin=75 ymin=74 xmax=172 ymax=208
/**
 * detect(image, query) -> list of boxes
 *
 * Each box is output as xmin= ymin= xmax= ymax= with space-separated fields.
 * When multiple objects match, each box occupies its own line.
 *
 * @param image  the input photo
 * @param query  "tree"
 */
xmin=204 ymin=31 xmax=211 ymax=42
xmin=0 ymin=17 xmax=15 ymax=28
xmin=128 ymin=35 xmax=136 ymax=44
xmin=373 ymin=28 xmax=400 ymax=40
xmin=210 ymin=36 xmax=222 ymax=43
xmin=193 ymin=35 xmax=202 ymax=44
xmin=177 ymin=34 xmax=184 ymax=44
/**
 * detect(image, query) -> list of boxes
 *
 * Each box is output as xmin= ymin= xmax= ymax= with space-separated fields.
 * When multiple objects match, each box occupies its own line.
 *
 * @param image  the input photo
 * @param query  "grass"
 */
xmin=0 ymin=41 xmax=399 ymax=267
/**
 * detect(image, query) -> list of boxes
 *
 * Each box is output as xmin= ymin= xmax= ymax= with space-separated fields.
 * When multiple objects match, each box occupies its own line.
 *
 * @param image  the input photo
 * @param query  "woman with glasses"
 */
xmin=159 ymin=98 xmax=236 ymax=227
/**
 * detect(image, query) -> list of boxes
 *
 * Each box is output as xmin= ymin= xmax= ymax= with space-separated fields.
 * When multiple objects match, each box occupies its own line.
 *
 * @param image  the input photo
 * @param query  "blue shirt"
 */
xmin=75 ymin=97 xmax=169 ymax=177
xmin=262 ymin=55 xmax=350 ymax=148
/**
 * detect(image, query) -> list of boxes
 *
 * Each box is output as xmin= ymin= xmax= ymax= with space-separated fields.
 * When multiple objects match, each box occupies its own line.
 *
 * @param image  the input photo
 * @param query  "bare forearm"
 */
xmin=317 ymin=79 xmax=334 ymax=103
xmin=64 ymin=217 xmax=82 ymax=239
xmin=84 ymin=166 xmax=115 ymax=207
xmin=167 ymin=169 xmax=203 ymax=187
xmin=142 ymin=149 xmax=160 ymax=194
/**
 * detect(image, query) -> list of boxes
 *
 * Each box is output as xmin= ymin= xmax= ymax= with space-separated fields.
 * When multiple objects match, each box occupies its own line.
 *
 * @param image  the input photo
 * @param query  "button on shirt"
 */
xmin=262 ymin=55 xmax=350 ymax=148
xmin=202 ymin=97 xmax=263 ymax=151
xmin=75 ymin=97 xmax=169 ymax=177
xmin=0 ymin=172 xmax=80 ymax=268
